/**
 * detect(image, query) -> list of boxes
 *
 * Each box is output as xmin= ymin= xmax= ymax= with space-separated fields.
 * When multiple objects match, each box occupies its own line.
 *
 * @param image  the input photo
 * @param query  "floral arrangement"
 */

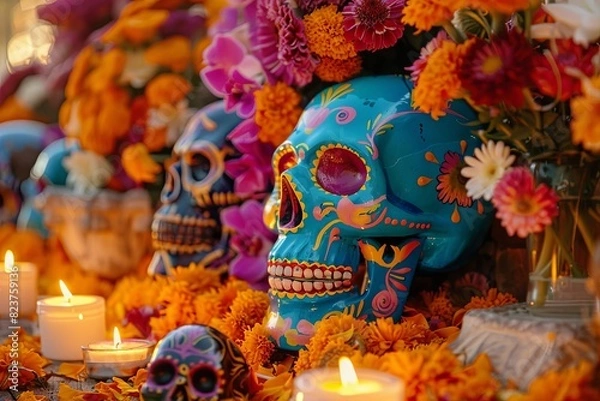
xmin=57 ymin=0 xmax=222 ymax=194
xmin=401 ymin=0 xmax=600 ymax=280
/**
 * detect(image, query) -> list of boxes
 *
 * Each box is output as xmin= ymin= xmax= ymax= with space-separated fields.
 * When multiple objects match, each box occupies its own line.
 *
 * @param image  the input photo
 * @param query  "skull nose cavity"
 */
xmin=173 ymin=384 xmax=189 ymax=401
xmin=278 ymin=176 xmax=303 ymax=229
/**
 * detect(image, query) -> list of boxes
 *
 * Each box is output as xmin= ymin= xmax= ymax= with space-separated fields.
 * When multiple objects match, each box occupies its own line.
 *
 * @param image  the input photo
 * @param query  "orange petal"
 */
xmin=145 ymin=36 xmax=192 ymax=73
xmin=145 ymin=73 xmax=191 ymax=107
xmin=56 ymin=362 xmax=86 ymax=380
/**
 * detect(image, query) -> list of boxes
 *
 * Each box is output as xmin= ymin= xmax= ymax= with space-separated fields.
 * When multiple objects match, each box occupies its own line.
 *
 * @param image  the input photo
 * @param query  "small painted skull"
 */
xmin=149 ymin=102 xmax=245 ymax=275
xmin=141 ymin=325 xmax=251 ymax=401
xmin=264 ymin=75 xmax=493 ymax=350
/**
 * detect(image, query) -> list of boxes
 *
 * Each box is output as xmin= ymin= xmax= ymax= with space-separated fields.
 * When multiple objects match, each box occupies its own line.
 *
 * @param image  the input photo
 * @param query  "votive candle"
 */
xmin=0 ymin=250 xmax=38 ymax=318
xmin=37 ymin=280 xmax=106 ymax=361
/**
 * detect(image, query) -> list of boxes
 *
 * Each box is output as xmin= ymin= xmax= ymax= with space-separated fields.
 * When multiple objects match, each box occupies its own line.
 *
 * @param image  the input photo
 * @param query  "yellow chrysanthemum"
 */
xmin=412 ymin=39 xmax=474 ymax=119
xmin=304 ymin=5 xmax=357 ymax=60
xmin=240 ymin=323 xmax=276 ymax=370
xmin=508 ymin=362 xmax=600 ymax=401
xmin=315 ymin=56 xmax=362 ymax=83
xmin=219 ymin=290 xmax=270 ymax=343
xmin=571 ymin=76 xmax=600 ymax=153
xmin=465 ymin=0 xmax=534 ymax=15
xmin=402 ymin=0 xmax=464 ymax=33
xmin=0 ymin=344 xmax=50 ymax=390
xmin=254 ymin=82 xmax=302 ymax=147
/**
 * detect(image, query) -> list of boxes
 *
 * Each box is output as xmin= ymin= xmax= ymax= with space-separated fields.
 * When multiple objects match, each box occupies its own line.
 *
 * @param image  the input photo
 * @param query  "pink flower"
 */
xmin=406 ymin=30 xmax=448 ymax=84
xmin=298 ymin=0 xmax=346 ymax=14
xmin=492 ymin=167 xmax=559 ymax=238
xmin=254 ymin=0 xmax=317 ymax=87
xmin=221 ymin=200 xmax=277 ymax=290
xmin=342 ymin=0 xmax=406 ymax=52
xmin=201 ymin=33 xmax=264 ymax=118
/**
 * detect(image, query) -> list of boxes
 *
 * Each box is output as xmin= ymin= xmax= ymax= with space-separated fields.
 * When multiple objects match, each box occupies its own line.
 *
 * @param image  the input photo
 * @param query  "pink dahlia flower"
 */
xmin=254 ymin=0 xmax=317 ymax=87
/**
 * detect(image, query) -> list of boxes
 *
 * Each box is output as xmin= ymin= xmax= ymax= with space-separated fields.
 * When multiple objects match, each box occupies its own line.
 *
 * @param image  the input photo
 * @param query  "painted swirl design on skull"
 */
xmin=264 ymin=76 xmax=494 ymax=350
xmin=141 ymin=325 xmax=251 ymax=401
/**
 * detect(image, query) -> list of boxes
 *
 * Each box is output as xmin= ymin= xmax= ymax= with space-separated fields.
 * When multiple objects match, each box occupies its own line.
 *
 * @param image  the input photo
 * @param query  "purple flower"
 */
xmin=221 ymin=200 xmax=277 ymax=290
xmin=160 ymin=10 xmax=205 ymax=38
xmin=201 ymin=34 xmax=264 ymax=118
xmin=253 ymin=0 xmax=317 ymax=87
xmin=226 ymin=119 xmax=275 ymax=195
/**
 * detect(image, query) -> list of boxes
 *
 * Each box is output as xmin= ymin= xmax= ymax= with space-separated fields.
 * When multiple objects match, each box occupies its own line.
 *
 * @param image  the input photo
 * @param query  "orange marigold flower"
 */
xmin=219 ymin=289 xmax=270 ymax=343
xmin=85 ymin=48 xmax=127 ymax=93
xmin=171 ymin=264 xmax=223 ymax=294
xmin=122 ymin=143 xmax=162 ymax=184
xmin=144 ymin=36 xmax=192 ymax=73
xmin=295 ymin=314 xmax=369 ymax=373
xmin=464 ymin=288 xmax=518 ymax=310
xmin=252 ymin=364 xmax=294 ymax=401
xmin=349 ymin=351 xmax=384 ymax=371
xmin=65 ymin=46 xmax=97 ymax=98
xmin=14 ymin=391 xmax=46 ymax=401
xmin=254 ymin=82 xmax=303 ymax=147
xmin=465 ymin=0 xmax=533 ymax=15
xmin=412 ymin=39 xmax=473 ymax=119
xmin=422 ymin=289 xmax=455 ymax=326
xmin=2 ymin=328 xmax=40 ymax=353
xmin=0 ymin=344 xmax=49 ymax=390
xmin=571 ymin=76 xmax=600 ymax=153
xmin=402 ymin=0 xmax=464 ymax=33
xmin=304 ymin=5 xmax=357 ymax=60
xmin=145 ymin=73 xmax=192 ymax=107
xmin=103 ymin=9 xmax=170 ymax=45
xmin=240 ymin=323 xmax=275 ymax=370
xmin=315 ymin=56 xmax=362 ymax=83
xmin=508 ymin=362 xmax=600 ymax=401
xmin=150 ymin=280 xmax=198 ymax=339
xmin=194 ymin=279 xmax=250 ymax=324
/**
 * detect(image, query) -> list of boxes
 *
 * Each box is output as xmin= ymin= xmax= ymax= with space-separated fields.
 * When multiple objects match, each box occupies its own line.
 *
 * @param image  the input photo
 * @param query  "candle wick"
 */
xmin=115 ymin=342 xmax=121 ymax=349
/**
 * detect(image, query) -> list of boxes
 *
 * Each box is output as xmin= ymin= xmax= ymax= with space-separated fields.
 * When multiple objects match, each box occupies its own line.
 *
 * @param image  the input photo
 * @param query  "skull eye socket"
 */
xmin=190 ymin=364 xmax=219 ymax=396
xmin=186 ymin=152 xmax=212 ymax=182
xmin=316 ymin=148 xmax=367 ymax=195
xmin=148 ymin=359 xmax=177 ymax=387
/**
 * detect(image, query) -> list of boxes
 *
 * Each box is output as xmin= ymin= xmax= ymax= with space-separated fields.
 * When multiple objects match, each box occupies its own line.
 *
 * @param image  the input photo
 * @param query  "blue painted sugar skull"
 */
xmin=0 ymin=120 xmax=47 ymax=225
xmin=141 ymin=325 xmax=251 ymax=401
xmin=149 ymin=102 xmax=245 ymax=275
xmin=265 ymin=75 xmax=493 ymax=350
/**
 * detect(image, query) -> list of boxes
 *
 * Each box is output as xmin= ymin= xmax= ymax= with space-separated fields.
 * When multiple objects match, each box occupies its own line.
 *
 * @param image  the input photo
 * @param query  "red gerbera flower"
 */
xmin=459 ymin=30 xmax=535 ymax=108
xmin=492 ymin=167 xmax=559 ymax=238
xmin=342 ymin=0 xmax=406 ymax=52
xmin=436 ymin=151 xmax=472 ymax=207
xmin=532 ymin=39 xmax=599 ymax=101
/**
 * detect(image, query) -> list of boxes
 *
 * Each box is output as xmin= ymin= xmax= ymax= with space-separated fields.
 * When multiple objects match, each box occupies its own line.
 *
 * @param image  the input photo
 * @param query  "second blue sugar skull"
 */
xmin=265 ymin=75 xmax=493 ymax=350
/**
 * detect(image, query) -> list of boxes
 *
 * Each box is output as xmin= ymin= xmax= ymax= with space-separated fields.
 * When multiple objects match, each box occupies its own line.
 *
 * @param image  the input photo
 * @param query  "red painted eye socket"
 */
xmin=148 ymin=359 xmax=177 ymax=387
xmin=316 ymin=148 xmax=367 ymax=195
xmin=189 ymin=364 xmax=219 ymax=396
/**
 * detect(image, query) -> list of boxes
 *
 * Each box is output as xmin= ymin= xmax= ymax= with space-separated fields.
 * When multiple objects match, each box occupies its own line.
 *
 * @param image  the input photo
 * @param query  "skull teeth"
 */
xmin=152 ymin=214 xmax=219 ymax=252
xmin=267 ymin=259 xmax=353 ymax=296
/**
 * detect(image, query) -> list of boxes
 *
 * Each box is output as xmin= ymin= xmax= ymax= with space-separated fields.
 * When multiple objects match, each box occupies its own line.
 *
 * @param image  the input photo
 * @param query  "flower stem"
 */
xmin=442 ymin=20 xmax=466 ymax=43
xmin=547 ymin=224 xmax=585 ymax=278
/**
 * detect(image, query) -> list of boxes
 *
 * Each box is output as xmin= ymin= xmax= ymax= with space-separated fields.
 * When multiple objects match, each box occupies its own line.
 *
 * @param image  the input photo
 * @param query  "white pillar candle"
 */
xmin=37 ymin=280 xmax=106 ymax=361
xmin=82 ymin=327 xmax=155 ymax=379
xmin=293 ymin=357 xmax=404 ymax=401
xmin=0 ymin=250 xmax=38 ymax=318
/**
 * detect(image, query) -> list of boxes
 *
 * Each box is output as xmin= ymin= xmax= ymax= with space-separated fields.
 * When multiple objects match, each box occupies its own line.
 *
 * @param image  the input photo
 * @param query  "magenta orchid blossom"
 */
xmin=201 ymin=33 xmax=265 ymax=118
xmin=221 ymin=199 xmax=277 ymax=290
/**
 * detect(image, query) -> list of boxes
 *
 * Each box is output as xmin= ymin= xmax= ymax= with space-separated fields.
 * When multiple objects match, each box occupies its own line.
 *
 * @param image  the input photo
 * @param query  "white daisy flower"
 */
xmin=63 ymin=150 xmax=114 ymax=196
xmin=461 ymin=140 xmax=515 ymax=201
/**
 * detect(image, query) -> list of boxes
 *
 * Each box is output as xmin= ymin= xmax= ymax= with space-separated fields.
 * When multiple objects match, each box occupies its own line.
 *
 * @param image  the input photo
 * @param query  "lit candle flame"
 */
xmin=59 ymin=280 xmax=72 ymax=303
xmin=113 ymin=327 xmax=122 ymax=349
xmin=4 ymin=250 xmax=14 ymax=273
xmin=339 ymin=356 xmax=359 ymax=387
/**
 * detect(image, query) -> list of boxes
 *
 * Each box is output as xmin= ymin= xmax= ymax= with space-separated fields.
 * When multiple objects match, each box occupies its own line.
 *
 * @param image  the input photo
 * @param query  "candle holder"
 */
xmin=82 ymin=339 xmax=156 ymax=380
xmin=293 ymin=366 xmax=404 ymax=400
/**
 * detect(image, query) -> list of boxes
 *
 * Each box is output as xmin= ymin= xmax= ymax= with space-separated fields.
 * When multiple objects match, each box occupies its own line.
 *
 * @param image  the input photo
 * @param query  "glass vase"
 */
xmin=526 ymin=154 xmax=600 ymax=316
